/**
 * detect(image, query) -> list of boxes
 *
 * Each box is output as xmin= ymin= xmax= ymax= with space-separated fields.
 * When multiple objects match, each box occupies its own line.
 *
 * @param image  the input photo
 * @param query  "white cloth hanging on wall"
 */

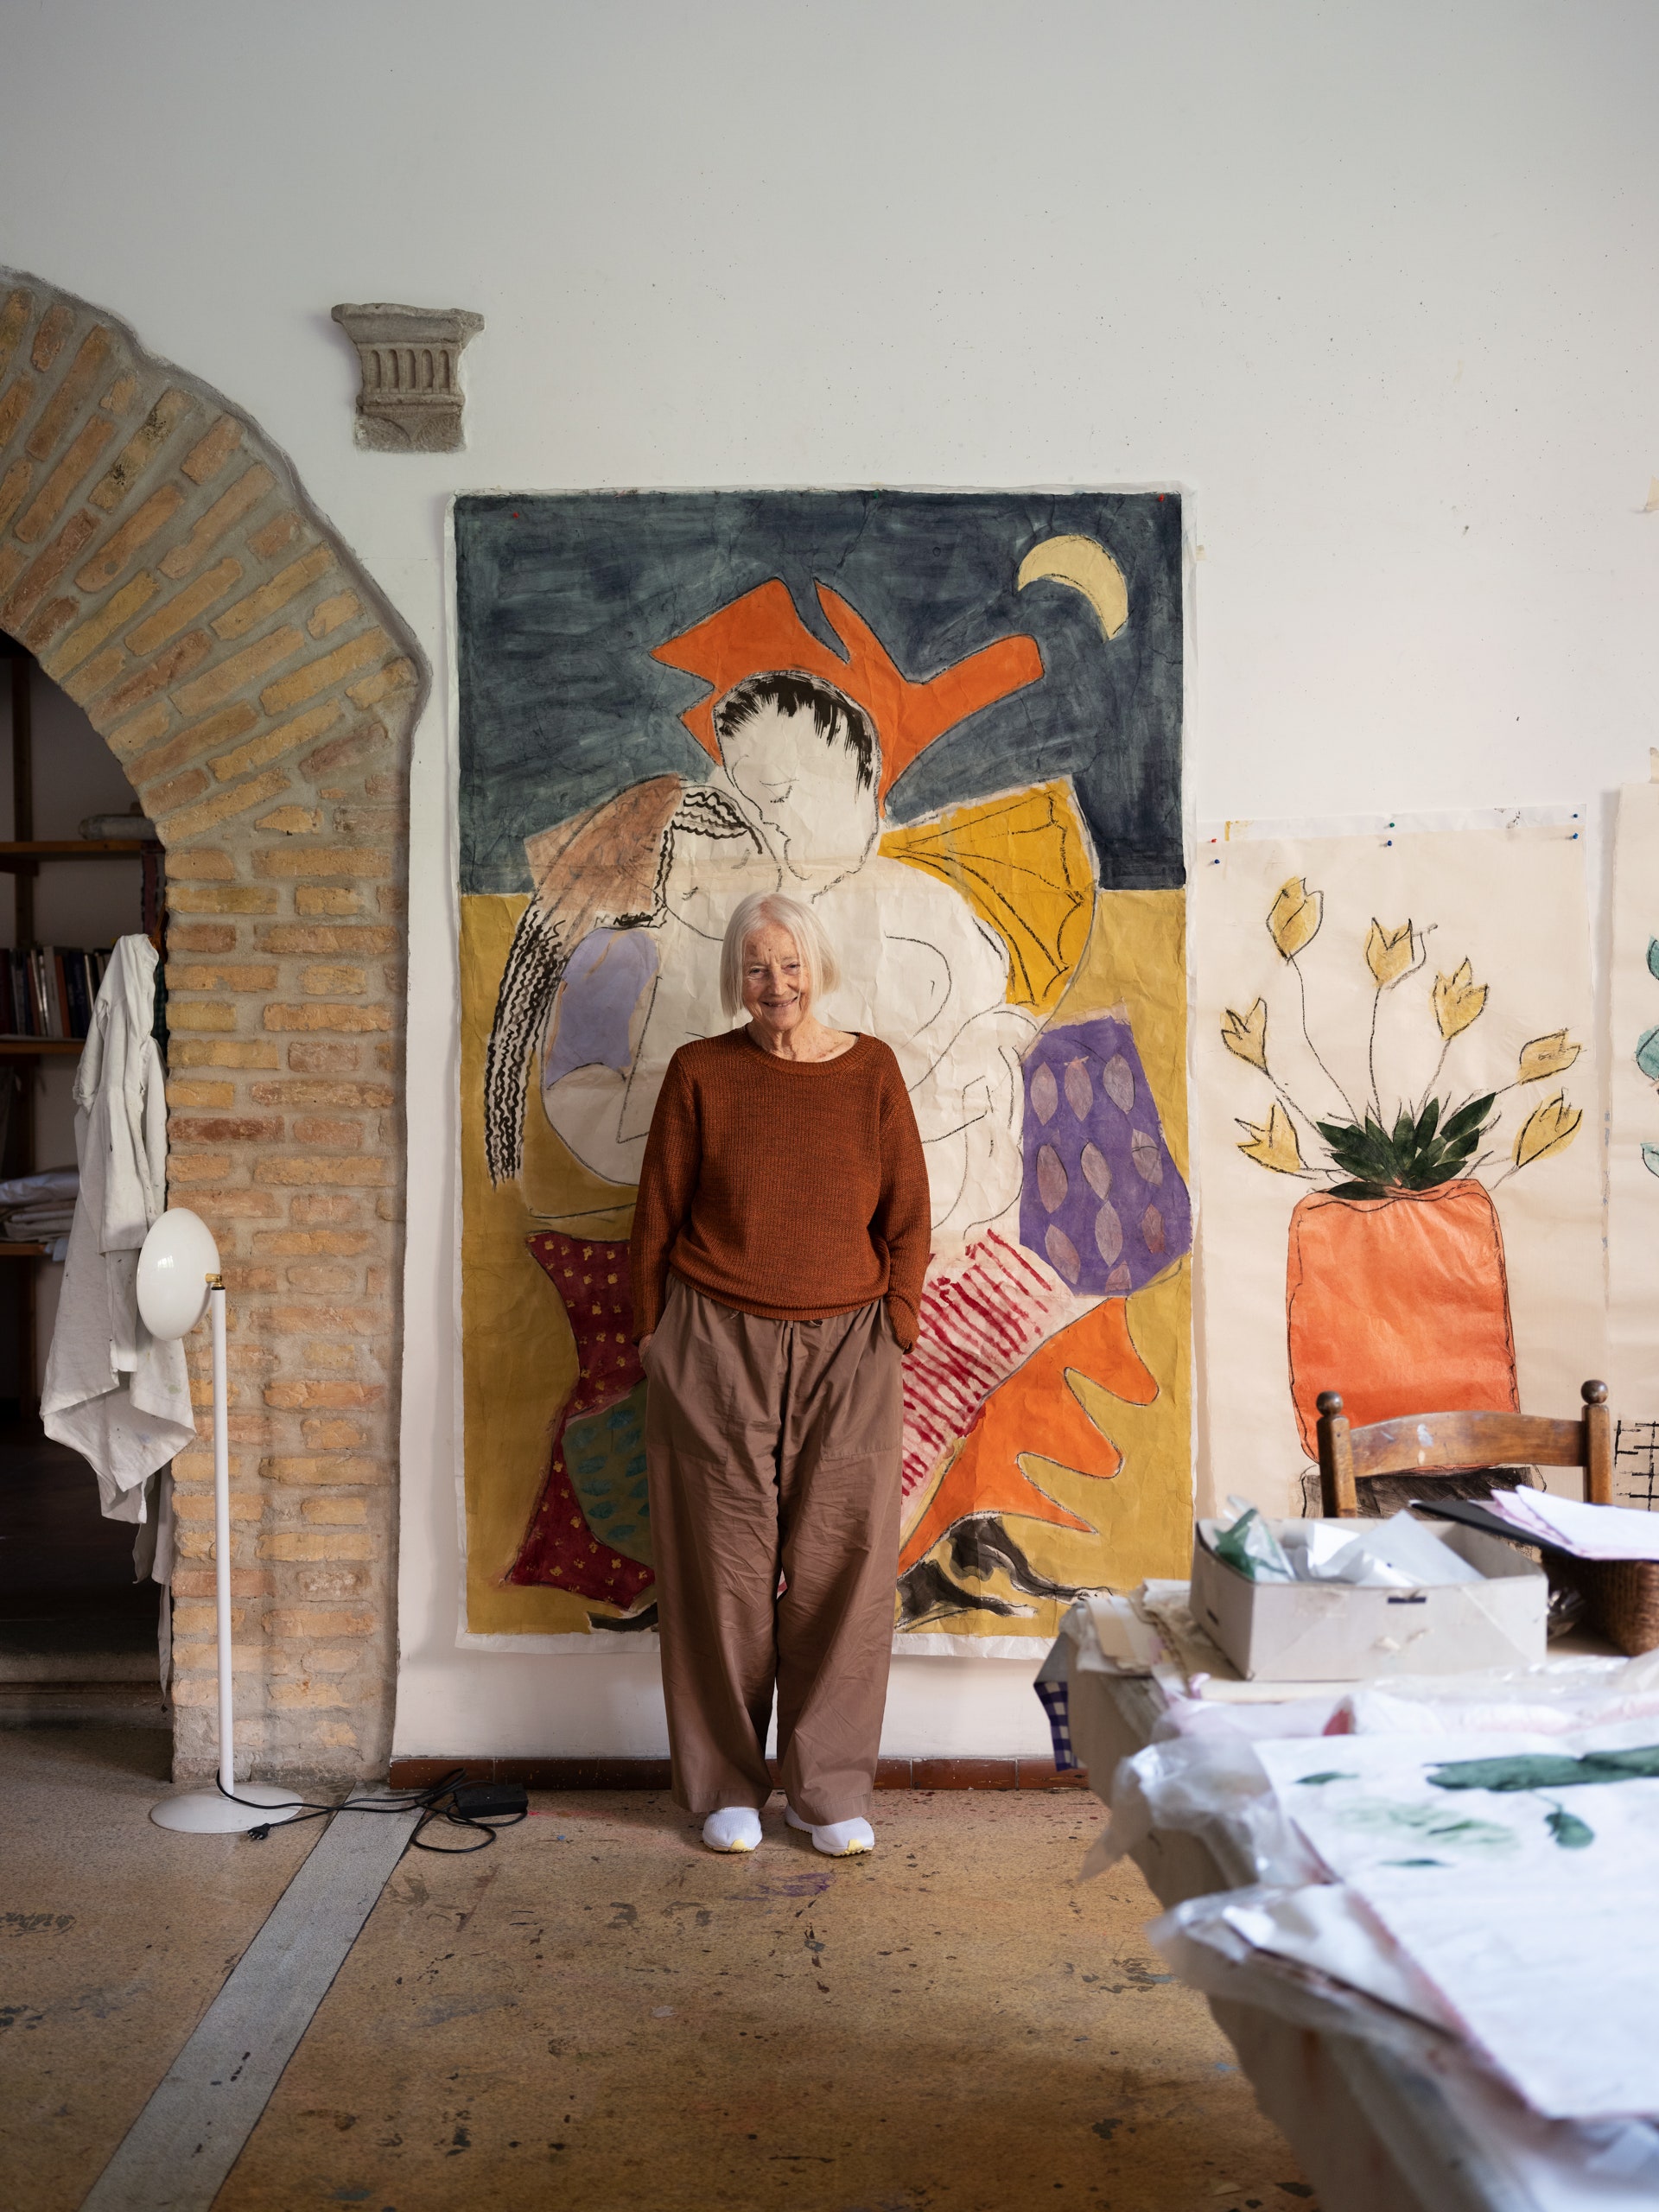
xmin=41 ymin=935 xmax=196 ymax=1555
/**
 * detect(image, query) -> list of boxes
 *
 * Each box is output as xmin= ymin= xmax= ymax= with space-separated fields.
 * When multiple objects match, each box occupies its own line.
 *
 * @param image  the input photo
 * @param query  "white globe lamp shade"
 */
xmin=137 ymin=1207 xmax=221 ymax=1341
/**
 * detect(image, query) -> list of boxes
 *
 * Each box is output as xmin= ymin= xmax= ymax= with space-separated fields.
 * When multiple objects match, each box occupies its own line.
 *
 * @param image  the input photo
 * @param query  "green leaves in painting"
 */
xmin=1643 ymin=1144 xmax=1659 ymax=1180
xmin=1637 ymin=1027 xmax=1659 ymax=1083
xmin=1316 ymin=1092 xmax=1496 ymax=1200
xmin=1647 ymin=937 xmax=1659 ymax=983
xmin=1295 ymin=1771 xmax=1357 ymax=1787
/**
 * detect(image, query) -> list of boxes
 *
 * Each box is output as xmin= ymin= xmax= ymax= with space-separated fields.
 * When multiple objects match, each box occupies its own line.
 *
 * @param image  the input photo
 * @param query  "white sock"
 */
xmin=701 ymin=1806 xmax=762 ymax=1853
xmin=785 ymin=1804 xmax=874 ymax=1856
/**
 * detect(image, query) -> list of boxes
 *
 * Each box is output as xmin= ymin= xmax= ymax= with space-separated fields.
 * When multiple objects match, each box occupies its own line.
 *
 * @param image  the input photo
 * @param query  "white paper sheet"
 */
xmin=1485 ymin=1489 xmax=1659 ymax=1560
xmin=1253 ymin=1725 xmax=1659 ymax=1885
xmin=1218 ymin=1880 xmax=1456 ymax=2026
xmin=1158 ymin=1879 xmax=1659 ymax=2194
xmin=1249 ymin=1727 xmax=1659 ymax=2116
xmin=1351 ymin=1865 xmax=1659 ymax=2121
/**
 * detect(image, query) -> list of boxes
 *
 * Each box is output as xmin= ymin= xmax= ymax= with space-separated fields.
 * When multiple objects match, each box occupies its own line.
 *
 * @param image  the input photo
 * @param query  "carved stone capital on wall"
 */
xmin=331 ymin=302 xmax=484 ymax=453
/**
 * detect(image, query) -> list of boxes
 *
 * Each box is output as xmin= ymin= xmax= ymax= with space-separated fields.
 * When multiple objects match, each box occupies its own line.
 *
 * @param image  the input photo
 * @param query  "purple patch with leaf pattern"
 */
xmin=1018 ymin=1016 xmax=1191 ymax=1296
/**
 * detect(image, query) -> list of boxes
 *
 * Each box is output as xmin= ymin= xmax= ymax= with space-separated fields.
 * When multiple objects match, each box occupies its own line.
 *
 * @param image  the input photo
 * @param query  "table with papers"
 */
xmin=1053 ymin=1586 xmax=1659 ymax=2212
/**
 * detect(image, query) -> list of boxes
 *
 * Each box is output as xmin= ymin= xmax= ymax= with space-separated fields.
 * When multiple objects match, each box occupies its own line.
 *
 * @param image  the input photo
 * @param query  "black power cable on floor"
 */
xmin=218 ymin=1769 xmax=529 ymax=1853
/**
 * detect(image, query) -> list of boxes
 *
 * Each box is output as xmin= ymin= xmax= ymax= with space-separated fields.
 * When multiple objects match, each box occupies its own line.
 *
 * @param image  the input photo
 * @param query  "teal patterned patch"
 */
xmin=563 ymin=1383 xmax=652 ymax=1566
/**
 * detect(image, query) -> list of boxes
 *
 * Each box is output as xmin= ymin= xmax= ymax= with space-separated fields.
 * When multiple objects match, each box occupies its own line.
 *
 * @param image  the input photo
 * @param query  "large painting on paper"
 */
xmin=1192 ymin=824 xmax=1604 ymax=1520
xmin=455 ymin=491 xmax=1190 ymax=1647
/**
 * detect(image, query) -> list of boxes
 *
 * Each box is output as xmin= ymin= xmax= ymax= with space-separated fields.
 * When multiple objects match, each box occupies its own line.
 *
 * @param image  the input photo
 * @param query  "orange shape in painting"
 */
xmin=652 ymin=579 xmax=1044 ymax=808
xmin=898 ymin=1294 xmax=1157 ymax=1574
xmin=1068 ymin=1293 xmax=1159 ymax=1412
xmin=1286 ymin=1180 xmax=1517 ymax=1459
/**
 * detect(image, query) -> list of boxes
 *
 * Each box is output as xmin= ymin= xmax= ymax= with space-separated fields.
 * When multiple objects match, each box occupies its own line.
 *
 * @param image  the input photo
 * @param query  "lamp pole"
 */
xmin=208 ymin=1271 xmax=234 ymax=1799
xmin=143 ymin=1211 xmax=301 ymax=1834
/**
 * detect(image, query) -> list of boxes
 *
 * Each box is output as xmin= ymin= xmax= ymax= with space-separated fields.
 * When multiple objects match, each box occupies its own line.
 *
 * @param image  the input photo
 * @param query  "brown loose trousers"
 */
xmin=632 ymin=1027 xmax=930 ymax=1824
xmin=645 ymin=1274 xmax=906 ymax=1824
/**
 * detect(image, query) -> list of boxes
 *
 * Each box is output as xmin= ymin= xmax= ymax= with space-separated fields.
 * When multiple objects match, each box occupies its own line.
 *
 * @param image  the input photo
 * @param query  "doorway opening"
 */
xmin=0 ymin=638 xmax=166 ymax=1726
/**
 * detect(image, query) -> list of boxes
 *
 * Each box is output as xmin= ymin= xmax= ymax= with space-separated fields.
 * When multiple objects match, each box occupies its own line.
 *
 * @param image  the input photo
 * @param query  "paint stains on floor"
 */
xmin=218 ymin=1789 xmax=1314 ymax=2212
xmin=0 ymin=1726 xmax=320 ymax=2211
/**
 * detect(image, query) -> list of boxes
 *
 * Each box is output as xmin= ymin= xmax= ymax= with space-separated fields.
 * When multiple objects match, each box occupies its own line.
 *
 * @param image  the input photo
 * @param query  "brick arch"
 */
xmin=0 ymin=270 xmax=427 ymax=1783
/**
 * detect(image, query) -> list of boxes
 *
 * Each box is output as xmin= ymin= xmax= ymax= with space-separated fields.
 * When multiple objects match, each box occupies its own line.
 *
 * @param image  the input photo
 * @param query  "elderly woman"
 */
xmin=629 ymin=889 xmax=930 ymax=1858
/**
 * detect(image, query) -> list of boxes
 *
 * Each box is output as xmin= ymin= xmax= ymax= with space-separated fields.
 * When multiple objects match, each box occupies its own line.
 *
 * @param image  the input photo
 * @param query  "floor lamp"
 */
xmin=140 ymin=1207 xmax=302 ymax=1834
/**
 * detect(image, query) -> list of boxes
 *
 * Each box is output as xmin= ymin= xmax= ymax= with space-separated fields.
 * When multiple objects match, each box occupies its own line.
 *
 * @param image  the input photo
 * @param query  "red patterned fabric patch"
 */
xmin=504 ymin=1231 xmax=656 ymax=1612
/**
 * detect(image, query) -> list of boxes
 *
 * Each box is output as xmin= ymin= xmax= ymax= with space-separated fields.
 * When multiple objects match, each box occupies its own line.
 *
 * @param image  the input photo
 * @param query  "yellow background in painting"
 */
xmin=461 ymin=893 xmax=635 ymax=1637
xmin=458 ymin=879 xmax=1191 ymax=1642
xmin=911 ymin=1260 xmax=1192 ymax=1641
xmin=897 ymin=887 xmax=1193 ymax=1635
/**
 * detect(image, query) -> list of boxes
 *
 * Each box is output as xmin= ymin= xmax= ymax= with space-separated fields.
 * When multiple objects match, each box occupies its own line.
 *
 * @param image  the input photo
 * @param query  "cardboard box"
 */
xmin=1189 ymin=1517 xmax=1547 ymax=1681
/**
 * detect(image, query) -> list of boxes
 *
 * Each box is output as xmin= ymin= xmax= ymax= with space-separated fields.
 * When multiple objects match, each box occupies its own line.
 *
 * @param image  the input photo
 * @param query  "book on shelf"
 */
xmin=0 ymin=947 xmax=111 ymax=1041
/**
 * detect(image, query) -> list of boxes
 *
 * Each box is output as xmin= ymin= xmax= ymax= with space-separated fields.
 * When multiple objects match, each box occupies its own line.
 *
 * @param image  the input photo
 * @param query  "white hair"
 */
xmin=720 ymin=892 xmax=841 ymax=1020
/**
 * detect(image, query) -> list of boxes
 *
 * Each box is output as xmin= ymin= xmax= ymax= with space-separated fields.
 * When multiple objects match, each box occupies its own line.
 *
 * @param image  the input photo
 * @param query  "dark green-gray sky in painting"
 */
xmin=455 ymin=491 xmax=1183 ymax=894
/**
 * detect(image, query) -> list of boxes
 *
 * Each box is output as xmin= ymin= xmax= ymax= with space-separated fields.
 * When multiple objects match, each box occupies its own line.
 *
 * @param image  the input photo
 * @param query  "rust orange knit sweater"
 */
xmin=628 ymin=1030 xmax=931 ymax=1349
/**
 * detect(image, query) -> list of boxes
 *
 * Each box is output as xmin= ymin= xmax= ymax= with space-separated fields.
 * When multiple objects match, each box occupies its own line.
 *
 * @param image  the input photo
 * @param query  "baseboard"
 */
xmin=0 ymin=1681 xmax=170 ymax=1727
xmin=387 ymin=1754 xmax=1086 ymax=1792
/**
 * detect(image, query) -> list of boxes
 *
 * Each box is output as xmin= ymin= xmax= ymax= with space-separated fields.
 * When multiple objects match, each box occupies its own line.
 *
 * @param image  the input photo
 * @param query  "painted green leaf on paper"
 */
xmin=1637 ymin=1027 xmax=1659 ymax=1082
xmin=1643 ymin=1144 xmax=1659 ymax=1179
xmin=1647 ymin=937 xmax=1659 ymax=982
xmin=1332 ymin=1800 xmax=1518 ymax=1853
xmin=1428 ymin=1745 xmax=1659 ymax=1792
xmin=1296 ymin=1771 xmax=1357 ymax=1787
xmin=1430 ymin=1753 xmax=1594 ymax=1792
xmin=1546 ymin=1807 xmax=1595 ymax=1850
xmin=1583 ymin=1745 xmax=1659 ymax=1777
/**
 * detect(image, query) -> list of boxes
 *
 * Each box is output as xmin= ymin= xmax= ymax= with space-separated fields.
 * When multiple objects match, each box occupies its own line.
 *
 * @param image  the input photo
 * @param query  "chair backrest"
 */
xmin=1314 ymin=1380 xmax=1612 ymax=1518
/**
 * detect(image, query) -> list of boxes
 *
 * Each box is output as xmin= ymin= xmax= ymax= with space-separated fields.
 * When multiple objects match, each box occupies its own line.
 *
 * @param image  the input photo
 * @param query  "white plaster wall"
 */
xmin=4 ymin=0 xmax=1656 ymax=1758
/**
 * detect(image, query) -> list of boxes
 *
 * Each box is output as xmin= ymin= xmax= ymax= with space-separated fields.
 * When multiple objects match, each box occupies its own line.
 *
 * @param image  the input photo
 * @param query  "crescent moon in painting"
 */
xmin=1016 ymin=535 xmax=1129 ymax=641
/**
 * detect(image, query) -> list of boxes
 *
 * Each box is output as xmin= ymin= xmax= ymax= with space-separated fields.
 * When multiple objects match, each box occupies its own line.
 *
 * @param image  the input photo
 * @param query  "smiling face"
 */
xmin=741 ymin=921 xmax=810 ymax=1042
xmin=719 ymin=700 xmax=880 ymax=881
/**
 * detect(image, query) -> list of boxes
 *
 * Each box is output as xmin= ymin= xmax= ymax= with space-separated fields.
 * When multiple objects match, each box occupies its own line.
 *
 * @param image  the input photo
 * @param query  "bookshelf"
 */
xmin=1 ymin=642 xmax=163 ymax=1411
xmin=0 ymin=839 xmax=158 ymax=863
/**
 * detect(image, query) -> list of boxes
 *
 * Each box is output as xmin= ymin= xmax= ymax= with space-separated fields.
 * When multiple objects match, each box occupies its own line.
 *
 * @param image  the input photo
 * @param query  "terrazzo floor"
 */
xmin=3 ymin=1728 xmax=1315 ymax=2211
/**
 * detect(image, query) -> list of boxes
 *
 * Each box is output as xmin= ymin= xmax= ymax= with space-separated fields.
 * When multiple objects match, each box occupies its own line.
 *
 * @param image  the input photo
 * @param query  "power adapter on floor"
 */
xmin=235 ymin=1769 xmax=528 ymax=1853
xmin=449 ymin=1782 xmax=530 ymax=1819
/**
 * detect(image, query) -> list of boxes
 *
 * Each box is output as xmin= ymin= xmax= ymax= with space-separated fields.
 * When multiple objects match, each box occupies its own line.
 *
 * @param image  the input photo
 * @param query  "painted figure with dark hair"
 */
xmin=488 ymin=659 xmax=1032 ymax=1255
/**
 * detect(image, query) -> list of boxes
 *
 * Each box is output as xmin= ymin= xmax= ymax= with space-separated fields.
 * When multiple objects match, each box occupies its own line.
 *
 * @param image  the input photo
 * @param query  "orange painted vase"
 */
xmin=1285 ymin=1179 xmax=1518 ymax=1459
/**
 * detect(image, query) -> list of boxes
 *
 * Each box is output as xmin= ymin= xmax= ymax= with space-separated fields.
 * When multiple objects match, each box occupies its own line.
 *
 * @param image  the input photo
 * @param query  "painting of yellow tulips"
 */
xmin=1222 ymin=872 xmax=1585 ymax=1458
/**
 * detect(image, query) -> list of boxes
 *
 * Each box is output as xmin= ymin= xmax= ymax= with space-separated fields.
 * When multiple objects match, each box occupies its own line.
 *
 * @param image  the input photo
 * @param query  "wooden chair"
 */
xmin=1314 ymin=1381 xmax=1612 ymax=1518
